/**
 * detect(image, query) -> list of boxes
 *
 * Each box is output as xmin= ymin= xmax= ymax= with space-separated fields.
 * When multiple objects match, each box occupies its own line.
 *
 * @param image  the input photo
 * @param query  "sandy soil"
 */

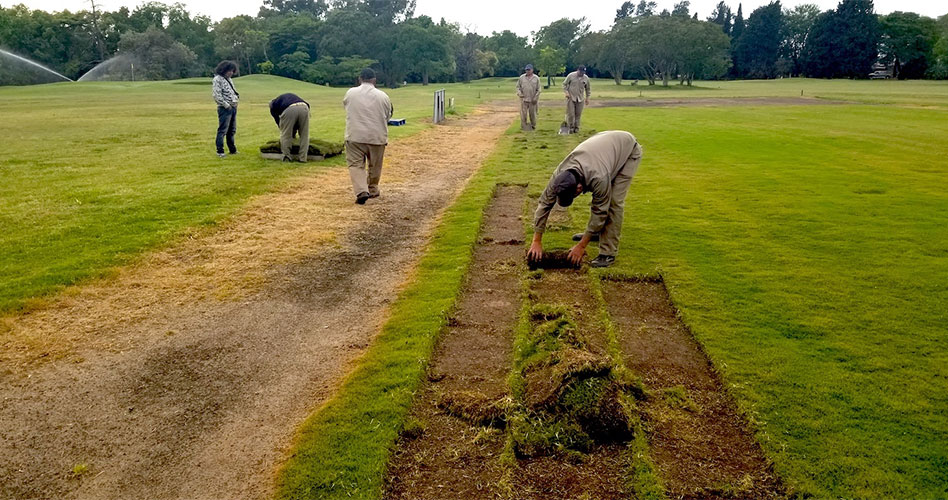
xmin=0 ymin=105 xmax=515 ymax=500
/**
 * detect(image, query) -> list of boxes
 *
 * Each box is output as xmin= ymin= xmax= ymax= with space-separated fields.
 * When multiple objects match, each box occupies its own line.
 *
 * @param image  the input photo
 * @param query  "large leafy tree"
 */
xmin=879 ymin=12 xmax=938 ymax=79
xmin=593 ymin=20 xmax=636 ymax=84
xmin=455 ymin=32 xmax=497 ymax=82
xmin=930 ymin=15 xmax=948 ymax=78
xmin=117 ymin=25 xmax=197 ymax=79
xmin=733 ymin=1 xmax=783 ymax=78
xmin=533 ymin=17 xmax=589 ymax=68
xmin=780 ymin=4 xmax=821 ymax=76
xmin=214 ymin=15 xmax=268 ymax=74
xmin=258 ymin=0 xmax=328 ymax=17
xmin=803 ymin=0 xmax=879 ymax=78
xmin=483 ymin=30 xmax=535 ymax=77
xmin=676 ymin=17 xmax=732 ymax=84
xmin=393 ymin=15 xmax=457 ymax=85
xmin=536 ymin=45 xmax=566 ymax=87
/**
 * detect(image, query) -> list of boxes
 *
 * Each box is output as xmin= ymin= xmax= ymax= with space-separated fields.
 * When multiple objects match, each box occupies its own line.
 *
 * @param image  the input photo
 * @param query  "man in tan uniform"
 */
xmin=562 ymin=65 xmax=591 ymax=134
xmin=517 ymin=64 xmax=540 ymax=131
xmin=269 ymin=92 xmax=310 ymax=162
xmin=527 ymin=130 xmax=643 ymax=268
xmin=343 ymin=68 xmax=393 ymax=204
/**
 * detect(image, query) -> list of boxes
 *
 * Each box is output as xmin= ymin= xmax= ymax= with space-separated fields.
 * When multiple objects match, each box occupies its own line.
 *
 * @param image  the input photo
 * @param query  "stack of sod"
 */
xmin=258 ymin=139 xmax=344 ymax=157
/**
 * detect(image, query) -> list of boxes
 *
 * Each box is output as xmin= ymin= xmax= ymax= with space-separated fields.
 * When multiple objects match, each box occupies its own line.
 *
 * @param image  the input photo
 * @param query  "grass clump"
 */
xmin=398 ymin=417 xmax=426 ymax=441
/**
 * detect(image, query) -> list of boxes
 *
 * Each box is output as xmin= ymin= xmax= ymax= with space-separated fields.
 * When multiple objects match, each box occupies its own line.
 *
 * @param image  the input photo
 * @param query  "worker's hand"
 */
xmin=584 ymin=98 xmax=589 ymax=106
xmin=527 ymin=241 xmax=543 ymax=262
xmin=567 ymin=243 xmax=586 ymax=265
xmin=564 ymin=93 xmax=570 ymax=100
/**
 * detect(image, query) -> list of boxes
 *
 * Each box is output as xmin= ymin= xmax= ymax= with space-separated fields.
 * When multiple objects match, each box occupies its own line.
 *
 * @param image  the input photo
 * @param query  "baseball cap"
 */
xmin=552 ymin=170 xmax=579 ymax=207
xmin=525 ymin=64 xmax=534 ymax=70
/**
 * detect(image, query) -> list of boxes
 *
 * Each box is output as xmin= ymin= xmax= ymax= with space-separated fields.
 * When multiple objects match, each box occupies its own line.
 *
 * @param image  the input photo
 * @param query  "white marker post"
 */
xmin=433 ymin=89 xmax=445 ymax=124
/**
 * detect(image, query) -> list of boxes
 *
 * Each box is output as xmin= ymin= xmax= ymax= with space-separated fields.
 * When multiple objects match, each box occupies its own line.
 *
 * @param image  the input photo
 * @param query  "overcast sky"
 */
xmin=19 ymin=0 xmax=948 ymax=38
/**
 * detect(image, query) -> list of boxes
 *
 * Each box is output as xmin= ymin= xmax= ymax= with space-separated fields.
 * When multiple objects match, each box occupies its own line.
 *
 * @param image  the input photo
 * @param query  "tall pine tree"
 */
xmin=733 ymin=1 xmax=783 ymax=78
xmin=730 ymin=3 xmax=745 ymax=76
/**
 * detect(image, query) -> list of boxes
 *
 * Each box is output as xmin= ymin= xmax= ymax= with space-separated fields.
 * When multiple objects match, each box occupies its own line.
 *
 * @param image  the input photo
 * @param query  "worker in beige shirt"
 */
xmin=527 ymin=130 xmax=643 ymax=268
xmin=562 ymin=65 xmax=591 ymax=134
xmin=517 ymin=64 xmax=541 ymax=131
xmin=343 ymin=68 xmax=393 ymax=204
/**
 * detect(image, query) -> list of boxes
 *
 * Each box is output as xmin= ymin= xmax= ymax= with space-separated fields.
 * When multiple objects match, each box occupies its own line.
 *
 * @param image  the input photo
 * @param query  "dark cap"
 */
xmin=577 ymin=65 xmax=586 ymax=73
xmin=360 ymin=68 xmax=376 ymax=81
xmin=525 ymin=64 xmax=534 ymax=70
xmin=552 ymin=170 xmax=579 ymax=207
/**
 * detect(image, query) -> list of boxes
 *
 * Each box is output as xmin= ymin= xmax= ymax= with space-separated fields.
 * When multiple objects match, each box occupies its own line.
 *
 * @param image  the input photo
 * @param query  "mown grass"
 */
xmin=490 ymin=96 xmax=948 ymax=497
xmin=0 ymin=75 xmax=512 ymax=313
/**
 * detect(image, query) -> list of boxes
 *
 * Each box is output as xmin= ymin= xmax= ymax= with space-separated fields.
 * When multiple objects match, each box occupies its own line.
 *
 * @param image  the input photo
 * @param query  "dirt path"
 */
xmin=0 ymin=105 xmax=516 ymax=500
xmin=605 ymin=279 xmax=784 ymax=499
xmin=590 ymin=96 xmax=845 ymax=108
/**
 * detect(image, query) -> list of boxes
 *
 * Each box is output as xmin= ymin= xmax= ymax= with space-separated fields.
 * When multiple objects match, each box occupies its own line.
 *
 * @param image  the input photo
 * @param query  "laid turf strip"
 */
xmin=514 ymin=269 xmax=632 ymax=499
xmin=383 ymin=186 xmax=525 ymax=498
xmin=604 ymin=278 xmax=783 ymax=498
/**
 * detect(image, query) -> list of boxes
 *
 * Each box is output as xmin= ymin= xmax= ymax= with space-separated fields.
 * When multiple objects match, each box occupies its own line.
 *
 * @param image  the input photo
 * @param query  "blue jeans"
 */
xmin=216 ymin=106 xmax=237 ymax=154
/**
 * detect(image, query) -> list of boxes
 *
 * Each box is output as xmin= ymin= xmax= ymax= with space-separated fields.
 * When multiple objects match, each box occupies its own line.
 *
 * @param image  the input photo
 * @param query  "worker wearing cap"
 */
xmin=344 ymin=67 xmax=393 ymax=204
xmin=527 ymin=130 xmax=643 ymax=268
xmin=517 ymin=64 xmax=541 ymax=131
xmin=269 ymin=92 xmax=310 ymax=162
xmin=562 ymin=65 xmax=591 ymax=134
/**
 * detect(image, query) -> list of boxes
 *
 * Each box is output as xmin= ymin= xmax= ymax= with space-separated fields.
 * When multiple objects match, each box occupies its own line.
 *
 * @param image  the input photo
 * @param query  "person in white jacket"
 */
xmin=211 ymin=60 xmax=240 ymax=158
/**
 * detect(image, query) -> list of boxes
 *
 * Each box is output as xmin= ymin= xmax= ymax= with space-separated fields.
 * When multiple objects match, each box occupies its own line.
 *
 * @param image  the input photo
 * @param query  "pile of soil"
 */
xmin=258 ymin=138 xmax=343 ymax=157
xmin=511 ymin=303 xmax=639 ymax=458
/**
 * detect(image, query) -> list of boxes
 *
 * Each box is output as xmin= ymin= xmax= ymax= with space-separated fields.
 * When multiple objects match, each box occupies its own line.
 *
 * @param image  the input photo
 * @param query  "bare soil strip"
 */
xmin=0 ymin=105 xmax=515 ymax=500
xmin=515 ymin=270 xmax=631 ymax=500
xmin=604 ymin=279 xmax=784 ymax=499
xmin=383 ymin=185 xmax=525 ymax=499
xmin=590 ymin=97 xmax=845 ymax=108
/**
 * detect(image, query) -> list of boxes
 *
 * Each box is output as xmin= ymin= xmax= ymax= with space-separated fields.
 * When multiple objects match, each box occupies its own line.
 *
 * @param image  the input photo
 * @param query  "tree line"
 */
xmin=1 ymin=0 xmax=946 ymax=86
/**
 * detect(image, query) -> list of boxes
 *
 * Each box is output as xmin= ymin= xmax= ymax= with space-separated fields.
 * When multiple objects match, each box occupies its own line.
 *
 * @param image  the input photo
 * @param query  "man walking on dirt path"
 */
xmin=527 ymin=130 xmax=643 ymax=268
xmin=517 ymin=64 xmax=541 ymax=131
xmin=344 ymin=68 xmax=393 ymax=204
xmin=269 ymin=92 xmax=310 ymax=163
xmin=563 ymin=65 xmax=591 ymax=134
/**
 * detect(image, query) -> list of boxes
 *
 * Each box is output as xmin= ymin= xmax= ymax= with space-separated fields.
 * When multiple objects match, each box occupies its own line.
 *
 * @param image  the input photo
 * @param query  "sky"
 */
xmin=16 ymin=0 xmax=948 ymax=38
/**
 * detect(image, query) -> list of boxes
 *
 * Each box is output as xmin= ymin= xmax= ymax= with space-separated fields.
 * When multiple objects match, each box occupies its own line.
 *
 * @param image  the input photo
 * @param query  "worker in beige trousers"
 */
xmin=563 ymin=65 xmax=591 ymax=134
xmin=527 ymin=131 xmax=643 ymax=268
xmin=517 ymin=64 xmax=541 ymax=131
xmin=343 ymin=67 xmax=393 ymax=205
xmin=269 ymin=92 xmax=310 ymax=162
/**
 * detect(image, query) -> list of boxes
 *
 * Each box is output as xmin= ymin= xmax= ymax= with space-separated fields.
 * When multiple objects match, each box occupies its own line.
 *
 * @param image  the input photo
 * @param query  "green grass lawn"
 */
xmin=491 ymin=99 xmax=948 ymax=497
xmin=0 ymin=75 xmax=514 ymax=313
xmin=3 ymin=76 xmax=947 ymax=497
